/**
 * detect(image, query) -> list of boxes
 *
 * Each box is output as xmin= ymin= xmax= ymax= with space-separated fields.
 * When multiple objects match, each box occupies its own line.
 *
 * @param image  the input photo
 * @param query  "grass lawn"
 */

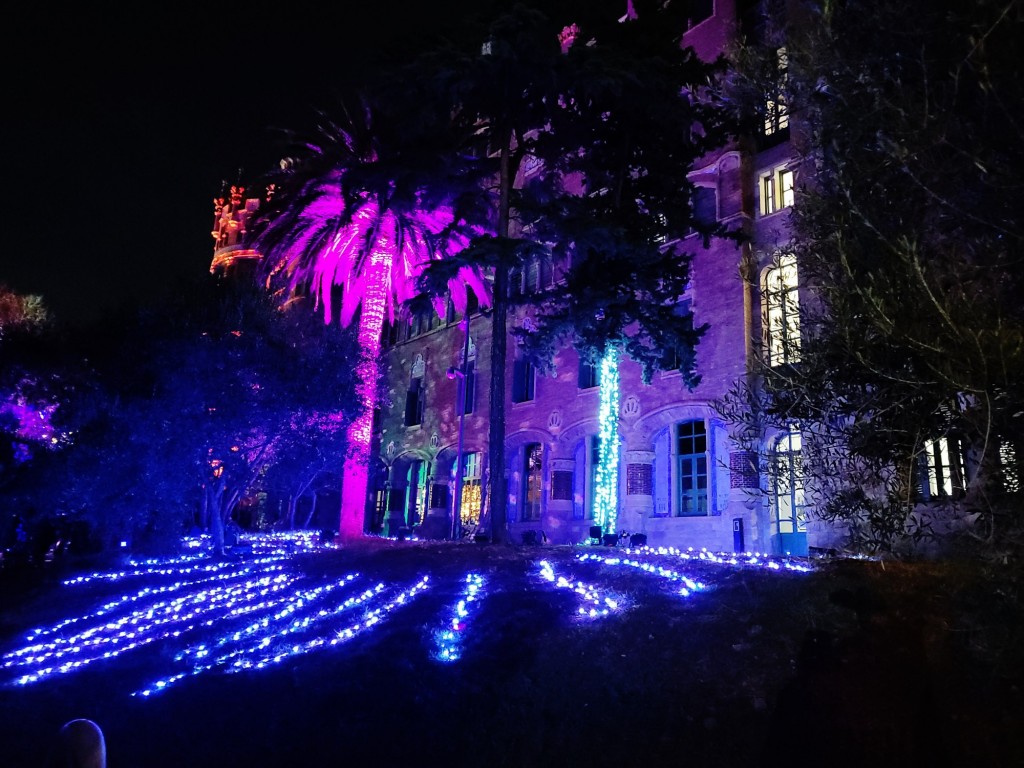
xmin=0 ymin=535 xmax=1021 ymax=767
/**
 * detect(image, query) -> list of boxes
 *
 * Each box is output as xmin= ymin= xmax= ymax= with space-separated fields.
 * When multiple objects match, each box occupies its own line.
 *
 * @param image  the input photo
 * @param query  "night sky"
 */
xmin=2 ymin=2 xmax=488 ymax=328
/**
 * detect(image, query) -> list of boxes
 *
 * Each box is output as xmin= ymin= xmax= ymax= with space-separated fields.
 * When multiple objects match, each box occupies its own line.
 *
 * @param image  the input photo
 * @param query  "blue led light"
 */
xmin=538 ymin=560 xmax=623 ymax=619
xmin=1 ymin=531 xmax=812 ymax=696
xmin=431 ymin=572 xmax=485 ymax=663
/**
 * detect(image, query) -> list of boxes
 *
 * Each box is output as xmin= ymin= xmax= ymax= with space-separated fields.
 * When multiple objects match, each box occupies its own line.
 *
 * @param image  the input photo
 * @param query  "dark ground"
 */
xmin=0 ymin=538 xmax=1021 ymax=767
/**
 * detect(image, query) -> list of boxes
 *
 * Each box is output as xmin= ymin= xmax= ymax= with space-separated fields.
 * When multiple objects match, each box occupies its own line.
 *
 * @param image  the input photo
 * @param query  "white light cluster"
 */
xmin=626 ymin=546 xmax=813 ymax=573
xmin=5 ymin=573 xmax=297 ymax=685
xmin=2 ymin=533 xmax=433 ymax=694
xmin=128 ymin=552 xmax=210 ymax=567
xmin=224 ymin=576 xmax=429 ymax=674
xmin=179 ymin=530 xmax=333 ymax=557
xmin=576 ymin=553 xmax=707 ymax=597
xmin=432 ymin=572 xmax=485 ymax=663
xmin=134 ymin=577 xmax=410 ymax=697
xmin=238 ymin=529 xmax=336 ymax=556
xmin=0 ymin=529 xmax=816 ymax=698
xmin=538 ymin=560 xmax=622 ymax=619
xmin=26 ymin=562 xmax=288 ymax=641
xmin=62 ymin=555 xmax=287 ymax=586
xmin=175 ymin=573 xmax=360 ymax=662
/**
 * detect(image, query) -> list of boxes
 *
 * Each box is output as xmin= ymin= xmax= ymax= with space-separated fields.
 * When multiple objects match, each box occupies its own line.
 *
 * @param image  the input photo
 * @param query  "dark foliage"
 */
xmin=0 ymin=542 xmax=1021 ymax=767
xmin=720 ymin=0 xmax=1024 ymax=558
xmin=1 ymin=277 xmax=361 ymax=559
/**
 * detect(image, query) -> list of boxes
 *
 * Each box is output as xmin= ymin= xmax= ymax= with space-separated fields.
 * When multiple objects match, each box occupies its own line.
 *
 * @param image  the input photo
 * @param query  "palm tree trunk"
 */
xmin=338 ymin=249 xmax=390 ymax=540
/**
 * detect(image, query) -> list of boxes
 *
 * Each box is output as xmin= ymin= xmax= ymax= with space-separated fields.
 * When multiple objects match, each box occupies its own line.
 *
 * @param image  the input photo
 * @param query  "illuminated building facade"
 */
xmin=210 ymin=184 xmax=266 ymax=281
xmin=371 ymin=1 xmax=834 ymax=556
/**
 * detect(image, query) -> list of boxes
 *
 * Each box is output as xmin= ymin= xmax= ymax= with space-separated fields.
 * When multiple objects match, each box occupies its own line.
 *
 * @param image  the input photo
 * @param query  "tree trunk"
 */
xmin=487 ymin=130 xmax=513 ymax=544
xmin=338 ymin=251 xmax=390 ymax=541
xmin=302 ymin=491 xmax=318 ymax=529
xmin=286 ymin=495 xmax=298 ymax=530
xmin=208 ymin=482 xmax=226 ymax=554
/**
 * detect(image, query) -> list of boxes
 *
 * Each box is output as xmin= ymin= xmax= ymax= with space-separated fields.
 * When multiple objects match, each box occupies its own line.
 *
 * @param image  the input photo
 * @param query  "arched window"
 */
xmin=770 ymin=427 xmax=805 ymax=536
xmin=458 ymin=452 xmax=483 ymax=528
xmin=763 ymin=254 xmax=801 ymax=366
xmin=521 ymin=443 xmax=543 ymax=521
xmin=677 ymin=420 xmax=709 ymax=516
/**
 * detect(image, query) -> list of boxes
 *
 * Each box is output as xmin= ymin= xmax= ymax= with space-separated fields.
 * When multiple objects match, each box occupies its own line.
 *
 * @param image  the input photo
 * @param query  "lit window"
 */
xmin=459 ymin=452 xmax=483 ymax=528
xmin=770 ymin=427 xmax=805 ymax=534
xmin=764 ymin=47 xmax=789 ymax=136
xmin=522 ymin=443 xmax=543 ymax=521
xmin=677 ymin=420 xmax=708 ymax=516
xmin=922 ymin=437 xmax=965 ymax=499
xmin=1000 ymin=440 xmax=1020 ymax=494
xmin=760 ymin=167 xmax=794 ymax=215
xmin=764 ymin=254 xmax=801 ymax=366
xmin=653 ymin=212 xmax=670 ymax=245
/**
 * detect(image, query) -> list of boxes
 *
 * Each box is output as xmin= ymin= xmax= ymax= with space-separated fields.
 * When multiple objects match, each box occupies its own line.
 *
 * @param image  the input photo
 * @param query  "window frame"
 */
xmin=921 ymin=436 xmax=966 ymax=500
xmin=578 ymin=357 xmax=601 ymax=390
xmin=458 ymin=452 xmax=483 ymax=528
xmin=676 ymin=420 xmax=709 ymax=517
xmin=1000 ymin=439 xmax=1021 ymax=494
xmin=763 ymin=46 xmax=790 ymax=138
xmin=760 ymin=166 xmax=794 ymax=216
xmin=512 ymin=358 xmax=536 ymax=403
xmin=769 ymin=426 xmax=805 ymax=535
xmin=521 ymin=442 xmax=543 ymax=522
xmin=763 ymin=254 xmax=801 ymax=366
xmin=462 ymin=360 xmax=476 ymax=415
xmin=404 ymin=376 xmax=424 ymax=427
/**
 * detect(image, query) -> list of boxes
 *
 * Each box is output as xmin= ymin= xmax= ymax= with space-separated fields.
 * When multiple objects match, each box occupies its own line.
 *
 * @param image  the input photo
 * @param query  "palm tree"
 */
xmin=251 ymin=98 xmax=490 ymax=540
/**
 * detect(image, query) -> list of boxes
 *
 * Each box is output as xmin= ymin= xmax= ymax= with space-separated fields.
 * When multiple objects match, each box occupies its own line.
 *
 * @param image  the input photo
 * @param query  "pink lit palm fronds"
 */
xmin=251 ymin=100 xmax=491 ymax=538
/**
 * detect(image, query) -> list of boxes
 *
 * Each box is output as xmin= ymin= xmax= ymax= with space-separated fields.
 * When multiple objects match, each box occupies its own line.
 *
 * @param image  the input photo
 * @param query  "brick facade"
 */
xmin=367 ymin=1 xmax=831 ymax=556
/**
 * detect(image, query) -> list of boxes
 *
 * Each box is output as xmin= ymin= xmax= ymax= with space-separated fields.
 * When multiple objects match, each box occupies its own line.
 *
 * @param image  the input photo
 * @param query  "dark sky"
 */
xmin=2 ymin=3 xmax=487 ymax=328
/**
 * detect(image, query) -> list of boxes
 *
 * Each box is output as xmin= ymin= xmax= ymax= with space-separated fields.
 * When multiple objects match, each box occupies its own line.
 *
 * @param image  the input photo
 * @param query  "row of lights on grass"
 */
xmin=2 ymin=533 xmax=817 ymax=694
xmin=538 ymin=559 xmax=623 ymax=618
xmin=432 ymin=572 xmax=485 ymax=663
